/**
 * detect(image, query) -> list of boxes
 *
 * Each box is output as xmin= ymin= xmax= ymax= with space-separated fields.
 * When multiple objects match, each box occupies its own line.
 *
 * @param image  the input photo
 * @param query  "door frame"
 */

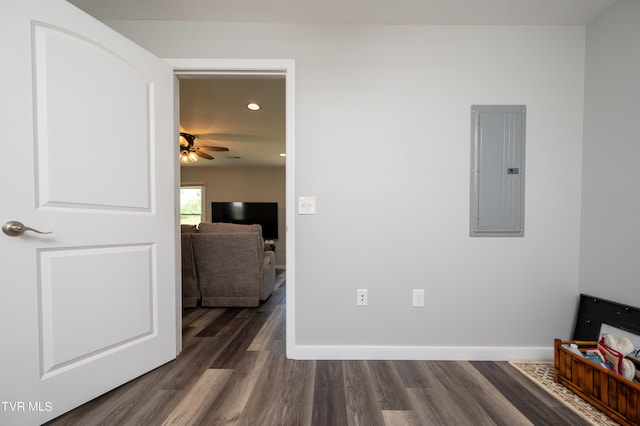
xmin=166 ymin=58 xmax=296 ymax=358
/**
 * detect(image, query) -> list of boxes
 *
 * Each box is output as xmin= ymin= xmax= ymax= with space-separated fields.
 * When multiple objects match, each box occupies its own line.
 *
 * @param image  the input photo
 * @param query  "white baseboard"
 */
xmin=290 ymin=345 xmax=553 ymax=361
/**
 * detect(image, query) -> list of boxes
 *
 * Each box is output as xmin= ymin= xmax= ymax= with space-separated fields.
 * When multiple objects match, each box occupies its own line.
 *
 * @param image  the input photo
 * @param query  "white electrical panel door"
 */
xmin=470 ymin=105 xmax=526 ymax=237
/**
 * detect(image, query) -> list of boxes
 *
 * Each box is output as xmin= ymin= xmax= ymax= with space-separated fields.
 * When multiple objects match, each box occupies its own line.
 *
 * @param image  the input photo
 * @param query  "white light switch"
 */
xmin=298 ymin=196 xmax=317 ymax=214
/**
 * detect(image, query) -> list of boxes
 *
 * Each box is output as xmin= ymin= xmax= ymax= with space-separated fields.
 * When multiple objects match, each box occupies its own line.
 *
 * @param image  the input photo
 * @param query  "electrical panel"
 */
xmin=470 ymin=105 xmax=526 ymax=237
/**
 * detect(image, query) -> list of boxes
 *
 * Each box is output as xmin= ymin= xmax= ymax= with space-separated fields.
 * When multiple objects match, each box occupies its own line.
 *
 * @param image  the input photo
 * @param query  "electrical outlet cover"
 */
xmin=357 ymin=289 xmax=368 ymax=306
xmin=412 ymin=289 xmax=425 ymax=307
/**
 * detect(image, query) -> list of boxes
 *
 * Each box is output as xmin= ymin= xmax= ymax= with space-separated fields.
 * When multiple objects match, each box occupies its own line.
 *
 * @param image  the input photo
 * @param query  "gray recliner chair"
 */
xmin=189 ymin=223 xmax=276 ymax=307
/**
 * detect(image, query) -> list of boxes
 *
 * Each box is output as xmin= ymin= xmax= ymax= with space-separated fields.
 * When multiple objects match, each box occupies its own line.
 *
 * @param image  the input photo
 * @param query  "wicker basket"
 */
xmin=554 ymin=339 xmax=640 ymax=425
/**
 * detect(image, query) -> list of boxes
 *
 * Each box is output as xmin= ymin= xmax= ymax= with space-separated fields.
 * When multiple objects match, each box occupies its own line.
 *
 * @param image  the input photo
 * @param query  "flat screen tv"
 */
xmin=211 ymin=202 xmax=279 ymax=240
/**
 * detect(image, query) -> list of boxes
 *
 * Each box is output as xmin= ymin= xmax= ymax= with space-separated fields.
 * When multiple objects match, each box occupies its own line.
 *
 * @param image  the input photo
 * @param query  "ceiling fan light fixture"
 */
xmin=180 ymin=150 xmax=199 ymax=163
xmin=178 ymin=131 xmax=225 ymax=162
xmin=187 ymin=151 xmax=199 ymax=162
xmin=246 ymin=102 xmax=261 ymax=111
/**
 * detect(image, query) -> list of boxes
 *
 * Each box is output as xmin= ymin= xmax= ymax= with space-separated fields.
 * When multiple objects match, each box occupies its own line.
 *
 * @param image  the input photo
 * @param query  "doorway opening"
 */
xmin=170 ymin=59 xmax=296 ymax=358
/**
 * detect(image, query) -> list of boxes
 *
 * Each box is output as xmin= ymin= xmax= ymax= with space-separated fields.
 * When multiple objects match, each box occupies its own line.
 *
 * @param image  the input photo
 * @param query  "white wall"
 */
xmin=110 ymin=21 xmax=587 ymax=357
xmin=180 ymin=166 xmax=286 ymax=266
xmin=580 ymin=0 xmax=640 ymax=308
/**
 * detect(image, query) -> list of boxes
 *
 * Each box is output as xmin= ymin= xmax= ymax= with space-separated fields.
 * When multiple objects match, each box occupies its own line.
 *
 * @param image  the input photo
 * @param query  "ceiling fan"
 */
xmin=179 ymin=132 xmax=229 ymax=163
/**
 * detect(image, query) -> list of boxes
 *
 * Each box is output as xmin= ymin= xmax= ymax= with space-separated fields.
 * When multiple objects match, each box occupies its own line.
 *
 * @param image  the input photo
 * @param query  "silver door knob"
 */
xmin=2 ymin=221 xmax=52 ymax=237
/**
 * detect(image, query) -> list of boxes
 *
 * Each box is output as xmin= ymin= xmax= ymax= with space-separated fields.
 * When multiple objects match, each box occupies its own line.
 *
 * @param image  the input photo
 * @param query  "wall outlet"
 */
xmin=412 ymin=289 xmax=425 ymax=307
xmin=357 ymin=289 xmax=368 ymax=306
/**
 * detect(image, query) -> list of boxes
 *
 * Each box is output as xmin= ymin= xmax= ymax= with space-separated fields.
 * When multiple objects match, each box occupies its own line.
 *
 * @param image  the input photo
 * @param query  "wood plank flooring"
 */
xmin=47 ymin=273 xmax=591 ymax=425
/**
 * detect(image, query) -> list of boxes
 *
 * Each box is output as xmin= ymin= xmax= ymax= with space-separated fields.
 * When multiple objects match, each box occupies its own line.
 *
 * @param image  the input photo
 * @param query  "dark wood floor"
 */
xmin=48 ymin=272 xmax=590 ymax=425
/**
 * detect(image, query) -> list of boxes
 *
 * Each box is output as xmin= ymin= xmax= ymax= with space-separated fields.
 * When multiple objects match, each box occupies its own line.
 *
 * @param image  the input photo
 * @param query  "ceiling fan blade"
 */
xmin=195 ymin=151 xmax=214 ymax=160
xmin=196 ymin=145 xmax=229 ymax=152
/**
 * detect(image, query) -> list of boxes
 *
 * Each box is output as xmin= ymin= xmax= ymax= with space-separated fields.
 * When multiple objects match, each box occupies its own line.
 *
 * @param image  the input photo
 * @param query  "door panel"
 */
xmin=0 ymin=1 xmax=177 ymax=424
xmin=34 ymin=24 xmax=151 ymax=210
xmin=40 ymin=244 xmax=154 ymax=376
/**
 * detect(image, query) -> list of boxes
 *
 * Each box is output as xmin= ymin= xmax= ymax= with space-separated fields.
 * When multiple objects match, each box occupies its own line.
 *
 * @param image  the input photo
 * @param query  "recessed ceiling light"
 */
xmin=246 ymin=102 xmax=261 ymax=111
xmin=279 ymin=153 xmax=286 ymax=157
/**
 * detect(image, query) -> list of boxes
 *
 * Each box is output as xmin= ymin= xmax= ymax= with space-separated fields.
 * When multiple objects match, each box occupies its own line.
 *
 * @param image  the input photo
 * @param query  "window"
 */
xmin=180 ymin=185 xmax=205 ymax=225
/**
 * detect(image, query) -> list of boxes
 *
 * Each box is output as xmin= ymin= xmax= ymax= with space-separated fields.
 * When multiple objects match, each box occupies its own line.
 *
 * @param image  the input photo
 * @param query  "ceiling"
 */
xmin=179 ymin=77 xmax=285 ymax=168
xmin=67 ymin=0 xmax=616 ymax=168
xmin=67 ymin=0 xmax=615 ymax=25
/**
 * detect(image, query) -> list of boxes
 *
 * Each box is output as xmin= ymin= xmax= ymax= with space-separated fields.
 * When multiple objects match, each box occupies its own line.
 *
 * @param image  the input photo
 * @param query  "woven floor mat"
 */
xmin=509 ymin=361 xmax=619 ymax=426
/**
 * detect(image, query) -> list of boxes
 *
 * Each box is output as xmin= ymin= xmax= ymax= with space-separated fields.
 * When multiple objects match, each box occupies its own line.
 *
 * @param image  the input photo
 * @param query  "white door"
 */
xmin=0 ymin=1 xmax=178 ymax=424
